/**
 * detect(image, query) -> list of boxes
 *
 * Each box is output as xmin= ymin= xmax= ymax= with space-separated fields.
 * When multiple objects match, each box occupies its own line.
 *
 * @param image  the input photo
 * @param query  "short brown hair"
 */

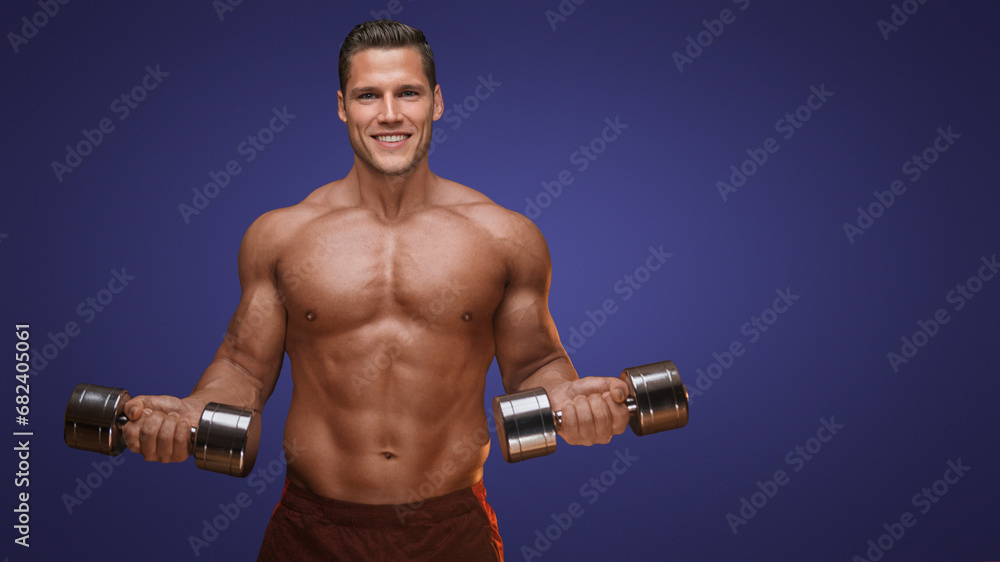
xmin=338 ymin=20 xmax=436 ymax=93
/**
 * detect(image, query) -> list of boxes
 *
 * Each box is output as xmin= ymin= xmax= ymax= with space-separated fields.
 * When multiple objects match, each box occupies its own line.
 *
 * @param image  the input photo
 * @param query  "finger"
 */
xmin=138 ymin=408 xmax=163 ymax=462
xmin=569 ymin=376 xmax=629 ymax=403
xmin=171 ymin=416 xmax=193 ymax=462
xmin=605 ymin=391 xmax=630 ymax=435
xmin=559 ymin=397 xmax=578 ymax=443
xmin=572 ymin=395 xmax=596 ymax=444
xmin=124 ymin=396 xmax=146 ymax=421
xmin=157 ymin=412 xmax=179 ymax=462
xmin=588 ymin=393 xmax=613 ymax=444
xmin=123 ymin=420 xmax=142 ymax=454
xmin=607 ymin=378 xmax=629 ymax=404
xmin=138 ymin=394 xmax=185 ymax=415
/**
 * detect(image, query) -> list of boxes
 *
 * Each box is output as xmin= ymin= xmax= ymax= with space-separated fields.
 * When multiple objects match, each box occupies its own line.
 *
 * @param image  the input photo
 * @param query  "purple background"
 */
xmin=3 ymin=1 xmax=998 ymax=560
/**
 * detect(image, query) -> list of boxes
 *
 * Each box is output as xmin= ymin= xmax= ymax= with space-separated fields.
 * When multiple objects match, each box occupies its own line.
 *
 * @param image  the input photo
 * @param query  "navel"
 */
xmin=382 ymin=452 xmax=393 ymax=460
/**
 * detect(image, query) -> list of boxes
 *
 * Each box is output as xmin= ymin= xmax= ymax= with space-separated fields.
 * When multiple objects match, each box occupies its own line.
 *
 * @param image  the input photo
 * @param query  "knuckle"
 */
xmin=139 ymin=422 xmax=158 ymax=441
xmin=156 ymin=432 xmax=172 ymax=451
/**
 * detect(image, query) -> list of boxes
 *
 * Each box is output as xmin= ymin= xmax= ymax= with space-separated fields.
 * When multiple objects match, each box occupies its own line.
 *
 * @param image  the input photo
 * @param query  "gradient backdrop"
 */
xmin=2 ymin=1 xmax=998 ymax=560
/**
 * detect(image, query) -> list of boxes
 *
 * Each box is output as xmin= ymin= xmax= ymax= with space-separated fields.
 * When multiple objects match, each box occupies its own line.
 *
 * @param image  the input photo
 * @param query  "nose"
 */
xmin=378 ymin=96 xmax=402 ymax=124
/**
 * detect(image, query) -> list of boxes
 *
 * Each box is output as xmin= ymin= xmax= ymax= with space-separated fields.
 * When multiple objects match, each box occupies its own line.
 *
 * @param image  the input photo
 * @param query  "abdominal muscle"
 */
xmin=279 ymin=324 xmax=494 ymax=505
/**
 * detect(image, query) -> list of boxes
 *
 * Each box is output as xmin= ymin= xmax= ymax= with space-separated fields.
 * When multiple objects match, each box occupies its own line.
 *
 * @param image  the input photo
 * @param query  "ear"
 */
xmin=432 ymin=84 xmax=444 ymax=121
xmin=337 ymin=90 xmax=348 ymax=123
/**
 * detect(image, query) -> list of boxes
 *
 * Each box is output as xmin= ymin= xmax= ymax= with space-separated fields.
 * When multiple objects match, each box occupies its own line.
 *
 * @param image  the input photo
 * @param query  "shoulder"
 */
xmin=242 ymin=205 xmax=308 ymax=253
xmin=244 ymin=179 xmax=352 ymax=240
xmin=438 ymin=178 xmax=547 ymax=248
xmin=436 ymin=178 xmax=551 ymax=277
xmin=238 ymin=183 xmax=338 ymax=269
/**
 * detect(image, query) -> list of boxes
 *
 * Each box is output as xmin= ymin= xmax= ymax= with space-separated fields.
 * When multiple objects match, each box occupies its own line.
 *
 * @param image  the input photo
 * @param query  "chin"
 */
xmin=370 ymin=148 xmax=428 ymax=176
xmin=372 ymin=155 xmax=417 ymax=175
xmin=367 ymin=158 xmax=418 ymax=177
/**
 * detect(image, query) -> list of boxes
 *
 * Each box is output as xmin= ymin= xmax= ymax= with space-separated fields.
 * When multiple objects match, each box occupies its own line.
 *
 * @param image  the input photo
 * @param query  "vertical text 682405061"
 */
xmin=14 ymin=324 xmax=33 ymax=549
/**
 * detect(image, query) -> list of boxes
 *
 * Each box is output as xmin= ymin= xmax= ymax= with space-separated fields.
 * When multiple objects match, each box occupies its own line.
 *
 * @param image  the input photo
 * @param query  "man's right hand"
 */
xmin=122 ymin=395 xmax=207 ymax=463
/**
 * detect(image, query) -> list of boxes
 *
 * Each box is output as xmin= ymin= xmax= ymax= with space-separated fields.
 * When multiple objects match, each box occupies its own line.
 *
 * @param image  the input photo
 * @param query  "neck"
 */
xmin=349 ymin=158 xmax=437 ymax=221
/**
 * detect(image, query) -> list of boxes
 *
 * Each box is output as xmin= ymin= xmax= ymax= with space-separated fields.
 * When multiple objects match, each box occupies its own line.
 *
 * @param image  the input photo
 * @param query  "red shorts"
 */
xmin=257 ymin=479 xmax=503 ymax=561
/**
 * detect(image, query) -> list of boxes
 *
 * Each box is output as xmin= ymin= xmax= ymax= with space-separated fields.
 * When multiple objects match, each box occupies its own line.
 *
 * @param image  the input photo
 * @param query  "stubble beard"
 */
xmin=351 ymin=128 xmax=432 ymax=177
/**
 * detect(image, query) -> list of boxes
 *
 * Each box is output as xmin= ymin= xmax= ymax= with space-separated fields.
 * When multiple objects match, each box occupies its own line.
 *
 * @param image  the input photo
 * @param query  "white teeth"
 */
xmin=375 ymin=134 xmax=408 ymax=142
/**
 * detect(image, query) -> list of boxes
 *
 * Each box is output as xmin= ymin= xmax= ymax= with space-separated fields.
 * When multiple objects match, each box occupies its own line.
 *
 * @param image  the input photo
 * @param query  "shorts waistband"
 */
xmin=277 ymin=479 xmax=487 ymax=527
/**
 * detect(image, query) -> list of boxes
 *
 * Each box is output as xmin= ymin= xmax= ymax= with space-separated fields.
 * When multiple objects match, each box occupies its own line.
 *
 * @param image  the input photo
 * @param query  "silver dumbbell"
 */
xmin=493 ymin=360 xmax=689 ymax=463
xmin=64 ymin=383 xmax=260 ymax=477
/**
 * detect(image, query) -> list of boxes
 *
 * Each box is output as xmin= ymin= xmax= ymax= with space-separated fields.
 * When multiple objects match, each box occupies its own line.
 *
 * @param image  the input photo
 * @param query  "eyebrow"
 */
xmin=397 ymin=84 xmax=428 ymax=93
xmin=349 ymin=84 xmax=429 ymax=97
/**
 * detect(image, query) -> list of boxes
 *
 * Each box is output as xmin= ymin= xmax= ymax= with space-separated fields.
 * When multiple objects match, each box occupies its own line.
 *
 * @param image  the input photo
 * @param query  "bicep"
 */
xmin=492 ymin=218 xmax=569 ymax=392
xmin=209 ymin=216 xmax=287 ymax=393
xmin=217 ymin=280 xmax=286 ymax=380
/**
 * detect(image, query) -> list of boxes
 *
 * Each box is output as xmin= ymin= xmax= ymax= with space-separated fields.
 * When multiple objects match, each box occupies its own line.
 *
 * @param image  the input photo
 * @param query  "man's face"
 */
xmin=337 ymin=48 xmax=443 ymax=177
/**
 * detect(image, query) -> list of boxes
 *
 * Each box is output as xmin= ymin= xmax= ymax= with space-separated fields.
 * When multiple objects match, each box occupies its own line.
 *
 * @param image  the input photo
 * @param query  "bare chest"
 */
xmin=276 ymin=216 xmax=505 ymax=331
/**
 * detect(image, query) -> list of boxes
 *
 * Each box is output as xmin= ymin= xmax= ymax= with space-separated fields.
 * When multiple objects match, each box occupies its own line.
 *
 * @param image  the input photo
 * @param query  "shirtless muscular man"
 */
xmin=123 ymin=20 xmax=631 ymax=561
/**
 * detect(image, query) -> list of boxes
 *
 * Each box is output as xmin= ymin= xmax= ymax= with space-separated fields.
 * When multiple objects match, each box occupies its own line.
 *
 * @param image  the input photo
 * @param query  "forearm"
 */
xmin=512 ymin=353 xmax=578 ymax=394
xmin=188 ymin=356 xmax=273 ymax=412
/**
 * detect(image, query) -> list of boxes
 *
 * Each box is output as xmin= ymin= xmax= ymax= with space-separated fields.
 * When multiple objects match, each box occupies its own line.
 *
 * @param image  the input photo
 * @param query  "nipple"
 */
xmin=462 ymin=312 xmax=472 ymax=322
xmin=305 ymin=311 xmax=316 ymax=321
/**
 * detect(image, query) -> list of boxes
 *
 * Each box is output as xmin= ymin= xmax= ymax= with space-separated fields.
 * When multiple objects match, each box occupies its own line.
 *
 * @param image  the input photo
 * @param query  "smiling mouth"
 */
xmin=373 ymin=134 xmax=411 ymax=143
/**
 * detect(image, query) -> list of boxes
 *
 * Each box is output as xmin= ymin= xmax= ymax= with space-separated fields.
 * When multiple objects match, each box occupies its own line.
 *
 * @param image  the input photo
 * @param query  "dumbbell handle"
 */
xmin=551 ymin=395 xmax=639 ymax=429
